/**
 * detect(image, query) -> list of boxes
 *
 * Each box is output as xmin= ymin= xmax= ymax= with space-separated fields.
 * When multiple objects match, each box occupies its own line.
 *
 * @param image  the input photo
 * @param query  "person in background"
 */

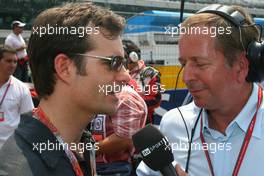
xmin=0 ymin=3 xmax=130 ymax=176
xmin=5 ymin=20 xmax=30 ymax=82
xmin=137 ymin=4 xmax=264 ymax=176
xmin=0 ymin=46 xmax=33 ymax=149
xmin=123 ymin=40 xmax=162 ymax=124
xmin=91 ymin=81 xmax=147 ymax=176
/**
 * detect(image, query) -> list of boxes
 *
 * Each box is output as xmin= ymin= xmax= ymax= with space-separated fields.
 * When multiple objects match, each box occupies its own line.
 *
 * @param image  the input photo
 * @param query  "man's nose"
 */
xmin=116 ymin=66 xmax=131 ymax=84
xmin=183 ymin=64 xmax=195 ymax=84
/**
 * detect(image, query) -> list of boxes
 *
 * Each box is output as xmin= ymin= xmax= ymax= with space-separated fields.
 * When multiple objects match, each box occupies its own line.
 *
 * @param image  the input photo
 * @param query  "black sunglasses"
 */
xmin=75 ymin=53 xmax=126 ymax=72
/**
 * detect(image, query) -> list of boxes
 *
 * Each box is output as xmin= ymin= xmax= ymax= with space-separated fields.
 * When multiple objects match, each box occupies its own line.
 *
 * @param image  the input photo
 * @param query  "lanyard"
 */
xmin=200 ymin=86 xmax=263 ymax=176
xmin=0 ymin=79 xmax=11 ymax=108
xmin=33 ymin=107 xmax=84 ymax=176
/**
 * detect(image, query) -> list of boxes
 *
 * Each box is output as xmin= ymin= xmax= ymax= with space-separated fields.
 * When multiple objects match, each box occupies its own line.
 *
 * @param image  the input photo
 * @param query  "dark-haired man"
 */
xmin=0 ymin=3 xmax=130 ymax=176
xmin=0 ymin=46 xmax=33 ymax=149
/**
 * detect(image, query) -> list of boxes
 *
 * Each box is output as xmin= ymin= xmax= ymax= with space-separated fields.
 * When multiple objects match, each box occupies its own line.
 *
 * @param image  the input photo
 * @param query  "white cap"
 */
xmin=12 ymin=20 xmax=26 ymax=28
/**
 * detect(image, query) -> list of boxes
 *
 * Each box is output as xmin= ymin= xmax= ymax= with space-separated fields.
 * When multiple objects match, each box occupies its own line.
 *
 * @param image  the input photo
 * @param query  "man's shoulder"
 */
xmin=11 ymin=75 xmax=26 ymax=85
xmin=5 ymin=33 xmax=16 ymax=43
xmin=0 ymin=115 xmax=75 ymax=176
xmin=161 ymin=102 xmax=199 ymax=123
xmin=159 ymin=102 xmax=200 ymax=136
xmin=5 ymin=33 xmax=13 ymax=39
xmin=0 ymin=134 xmax=33 ymax=176
xmin=10 ymin=76 xmax=31 ymax=92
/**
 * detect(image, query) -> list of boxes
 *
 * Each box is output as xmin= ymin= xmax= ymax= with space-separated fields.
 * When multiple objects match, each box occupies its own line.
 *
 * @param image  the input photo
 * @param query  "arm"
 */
xmin=19 ymin=86 xmax=34 ymax=114
xmin=140 ymin=68 xmax=162 ymax=108
xmin=16 ymin=44 xmax=27 ymax=51
xmin=96 ymin=133 xmax=133 ymax=156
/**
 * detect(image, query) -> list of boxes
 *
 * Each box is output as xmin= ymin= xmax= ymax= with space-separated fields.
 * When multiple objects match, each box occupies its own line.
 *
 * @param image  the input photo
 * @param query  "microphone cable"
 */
xmin=171 ymin=66 xmax=183 ymax=103
xmin=176 ymin=107 xmax=203 ymax=173
xmin=171 ymin=0 xmax=185 ymax=103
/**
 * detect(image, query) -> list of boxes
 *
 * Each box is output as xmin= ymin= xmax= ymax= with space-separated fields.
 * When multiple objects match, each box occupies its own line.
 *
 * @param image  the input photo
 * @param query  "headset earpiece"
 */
xmin=197 ymin=4 xmax=264 ymax=82
xmin=129 ymin=51 xmax=139 ymax=62
xmin=246 ymin=41 xmax=264 ymax=82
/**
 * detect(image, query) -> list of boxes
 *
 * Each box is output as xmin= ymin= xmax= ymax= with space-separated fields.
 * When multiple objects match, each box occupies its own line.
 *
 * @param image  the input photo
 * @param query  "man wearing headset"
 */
xmin=137 ymin=4 xmax=264 ymax=176
xmin=123 ymin=40 xmax=162 ymax=124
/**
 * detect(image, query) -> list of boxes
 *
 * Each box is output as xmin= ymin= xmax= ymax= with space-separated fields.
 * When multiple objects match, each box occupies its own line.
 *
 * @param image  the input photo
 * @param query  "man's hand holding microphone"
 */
xmin=132 ymin=124 xmax=188 ymax=176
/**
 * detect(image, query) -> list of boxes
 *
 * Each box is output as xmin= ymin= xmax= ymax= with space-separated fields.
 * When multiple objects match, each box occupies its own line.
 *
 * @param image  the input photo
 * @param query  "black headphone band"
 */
xmin=196 ymin=4 xmax=249 ymax=51
xmin=197 ymin=4 xmax=246 ymax=27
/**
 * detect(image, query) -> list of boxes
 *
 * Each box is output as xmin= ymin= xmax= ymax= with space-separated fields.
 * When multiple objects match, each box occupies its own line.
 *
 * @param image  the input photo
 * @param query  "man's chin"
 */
xmin=101 ymin=104 xmax=118 ymax=116
xmin=193 ymin=98 xmax=206 ymax=108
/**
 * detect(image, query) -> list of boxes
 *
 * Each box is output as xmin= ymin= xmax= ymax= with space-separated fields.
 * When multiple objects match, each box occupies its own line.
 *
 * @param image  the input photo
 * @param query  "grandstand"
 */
xmin=90 ymin=0 xmax=264 ymax=17
xmin=1 ymin=0 xmax=264 ymax=30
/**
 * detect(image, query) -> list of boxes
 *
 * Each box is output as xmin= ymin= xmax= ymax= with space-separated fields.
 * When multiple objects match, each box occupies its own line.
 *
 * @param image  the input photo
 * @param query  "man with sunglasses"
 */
xmin=137 ymin=4 xmax=264 ymax=176
xmin=0 ymin=3 xmax=130 ymax=176
xmin=0 ymin=46 xmax=33 ymax=149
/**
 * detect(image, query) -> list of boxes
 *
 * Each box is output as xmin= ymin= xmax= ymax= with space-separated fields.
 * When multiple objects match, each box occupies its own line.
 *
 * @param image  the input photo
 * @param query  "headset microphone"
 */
xmin=132 ymin=124 xmax=178 ymax=176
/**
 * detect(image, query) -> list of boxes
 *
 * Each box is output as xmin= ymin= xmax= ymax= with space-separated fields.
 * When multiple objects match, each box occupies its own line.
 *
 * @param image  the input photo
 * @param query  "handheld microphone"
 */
xmin=132 ymin=124 xmax=177 ymax=176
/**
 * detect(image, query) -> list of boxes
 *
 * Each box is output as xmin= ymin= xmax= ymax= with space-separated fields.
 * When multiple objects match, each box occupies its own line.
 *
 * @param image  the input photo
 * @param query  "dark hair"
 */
xmin=28 ymin=3 xmax=125 ymax=99
xmin=0 ymin=46 xmax=16 ymax=60
xmin=123 ymin=39 xmax=141 ymax=59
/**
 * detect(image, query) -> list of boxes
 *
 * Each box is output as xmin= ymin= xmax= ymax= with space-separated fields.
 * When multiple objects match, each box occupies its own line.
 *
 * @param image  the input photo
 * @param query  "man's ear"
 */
xmin=54 ymin=54 xmax=74 ymax=84
xmin=235 ymin=52 xmax=249 ymax=83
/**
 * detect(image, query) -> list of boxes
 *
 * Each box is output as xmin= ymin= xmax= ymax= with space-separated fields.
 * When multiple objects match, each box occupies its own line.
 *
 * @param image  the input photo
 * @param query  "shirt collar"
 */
xmin=9 ymin=76 xmax=14 ymax=85
xmin=192 ymin=109 xmax=205 ymax=141
xmin=192 ymin=83 xmax=263 ymax=141
xmin=234 ymin=83 xmax=263 ymax=139
xmin=0 ymin=76 xmax=13 ymax=88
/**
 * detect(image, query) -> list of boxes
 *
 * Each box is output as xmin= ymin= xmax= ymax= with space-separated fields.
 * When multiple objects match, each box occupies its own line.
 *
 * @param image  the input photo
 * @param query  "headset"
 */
xmin=197 ymin=4 xmax=264 ymax=82
xmin=128 ymin=51 xmax=140 ymax=62
xmin=123 ymin=41 xmax=141 ymax=63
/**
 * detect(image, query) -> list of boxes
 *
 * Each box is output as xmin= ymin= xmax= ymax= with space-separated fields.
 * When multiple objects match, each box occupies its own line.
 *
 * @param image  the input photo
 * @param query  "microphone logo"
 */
xmin=142 ymin=148 xmax=151 ymax=157
xmin=140 ymin=137 xmax=171 ymax=157
xmin=164 ymin=137 xmax=172 ymax=151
